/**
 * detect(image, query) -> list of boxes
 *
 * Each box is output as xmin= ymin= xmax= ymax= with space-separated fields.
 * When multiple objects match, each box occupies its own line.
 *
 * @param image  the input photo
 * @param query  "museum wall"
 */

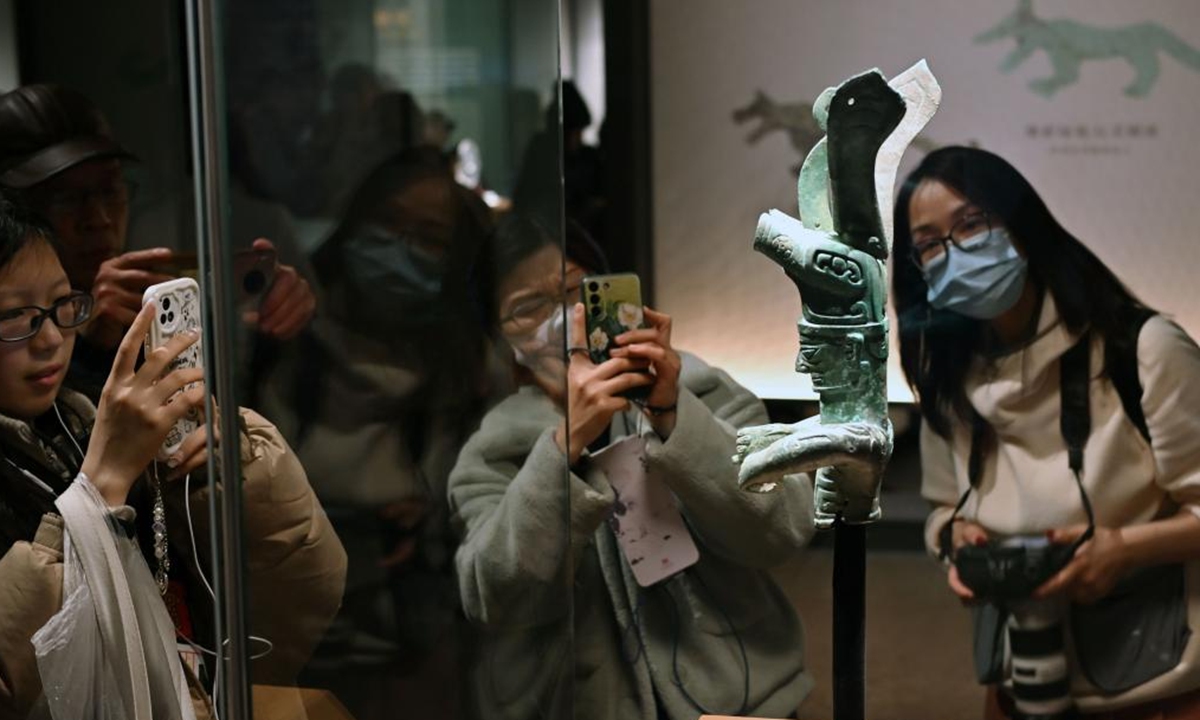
xmin=651 ymin=0 xmax=1200 ymax=400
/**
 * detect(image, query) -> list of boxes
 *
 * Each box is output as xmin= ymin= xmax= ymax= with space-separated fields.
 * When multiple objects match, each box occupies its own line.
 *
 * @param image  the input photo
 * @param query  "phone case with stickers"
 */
xmin=142 ymin=278 xmax=203 ymax=461
xmin=590 ymin=436 xmax=699 ymax=586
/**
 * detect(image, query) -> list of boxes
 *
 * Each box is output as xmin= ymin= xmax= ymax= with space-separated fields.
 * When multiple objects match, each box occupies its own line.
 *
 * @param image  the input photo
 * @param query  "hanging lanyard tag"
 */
xmin=590 ymin=435 xmax=699 ymax=587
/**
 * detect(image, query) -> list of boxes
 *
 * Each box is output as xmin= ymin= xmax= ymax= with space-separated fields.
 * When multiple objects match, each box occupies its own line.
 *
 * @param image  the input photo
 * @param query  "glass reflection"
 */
xmin=0 ymin=83 xmax=345 ymax=717
xmin=450 ymin=214 xmax=814 ymax=719
xmin=259 ymin=145 xmax=497 ymax=717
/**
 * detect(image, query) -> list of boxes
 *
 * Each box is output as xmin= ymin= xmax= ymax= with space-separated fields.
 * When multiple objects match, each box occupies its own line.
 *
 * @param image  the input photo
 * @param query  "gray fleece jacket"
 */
xmin=448 ymin=352 xmax=815 ymax=720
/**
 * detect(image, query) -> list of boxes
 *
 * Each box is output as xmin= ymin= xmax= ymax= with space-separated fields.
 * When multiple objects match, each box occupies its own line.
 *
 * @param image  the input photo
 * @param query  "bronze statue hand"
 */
xmin=736 ymin=416 xmax=891 ymax=522
xmin=733 ymin=421 xmax=804 ymax=468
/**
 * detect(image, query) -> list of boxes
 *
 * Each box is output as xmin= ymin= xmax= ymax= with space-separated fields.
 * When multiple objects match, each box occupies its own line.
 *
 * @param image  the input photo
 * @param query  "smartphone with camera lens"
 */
xmin=142 ymin=278 xmax=203 ymax=461
xmin=158 ymin=248 xmax=277 ymax=309
xmin=582 ymin=273 xmax=650 ymax=399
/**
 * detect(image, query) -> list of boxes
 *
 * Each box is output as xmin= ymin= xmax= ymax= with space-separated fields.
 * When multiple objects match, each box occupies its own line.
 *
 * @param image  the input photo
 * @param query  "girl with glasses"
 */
xmin=448 ymin=215 xmax=814 ymax=720
xmin=0 ymin=199 xmax=346 ymax=720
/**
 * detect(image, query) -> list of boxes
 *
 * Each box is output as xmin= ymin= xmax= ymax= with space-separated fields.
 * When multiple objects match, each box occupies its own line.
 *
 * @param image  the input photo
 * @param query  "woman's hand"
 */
xmin=609 ymin=307 xmax=682 ymax=437
xmin=164 ymin=403 xmax=222 ymax=481
xmin=555 ymin=303 xmax=654 ymax=464
xmin=81 ymin=304 xmax=206 ymax=506
xmin=1033 ymin=525 xmax=1130 ymax=604
xmin=946 ymin=519 xmax=989 ymax=603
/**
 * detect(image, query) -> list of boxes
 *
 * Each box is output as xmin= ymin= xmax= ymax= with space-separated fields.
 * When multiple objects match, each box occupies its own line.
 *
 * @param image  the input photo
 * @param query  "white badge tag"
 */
xmin=590 ymin=435 xmax=699 ymax=586
xmin=177 ymin=640 xmax=205 ymax=681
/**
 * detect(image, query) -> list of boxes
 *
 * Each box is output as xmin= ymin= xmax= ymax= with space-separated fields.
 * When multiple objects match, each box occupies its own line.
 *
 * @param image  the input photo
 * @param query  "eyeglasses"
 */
xmin=39 ymin=179 xmax=137 ymax=219
xmin=910 ymin=212 xmax=992 ymax=269
xmin=499 ymin=269 xmax=585 ymax=334
xmin=0 ymin=292 xmax=94 ymax=342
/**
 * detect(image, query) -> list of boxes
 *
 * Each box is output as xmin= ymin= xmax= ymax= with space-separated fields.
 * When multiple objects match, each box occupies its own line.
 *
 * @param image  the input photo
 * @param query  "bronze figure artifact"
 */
xmin=734 ymin=60 xmax=941 ymax=529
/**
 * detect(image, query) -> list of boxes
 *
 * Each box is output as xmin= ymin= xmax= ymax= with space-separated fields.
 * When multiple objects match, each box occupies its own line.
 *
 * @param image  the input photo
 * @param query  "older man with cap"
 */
xmin=0 ymin=83 xmax=316 ymax=400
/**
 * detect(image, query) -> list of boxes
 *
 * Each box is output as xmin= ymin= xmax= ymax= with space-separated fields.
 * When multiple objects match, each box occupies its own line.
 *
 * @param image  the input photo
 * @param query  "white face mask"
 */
xmin=924 ymin=227 xmax=1029 ymax=319
xmin=512 ymin=303 xmax=573 ymax=369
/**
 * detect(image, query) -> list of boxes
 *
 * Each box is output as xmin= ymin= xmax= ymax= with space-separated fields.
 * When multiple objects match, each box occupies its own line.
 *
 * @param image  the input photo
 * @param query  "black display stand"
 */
xmin=833 ymin=521 xmax=866 ymax=720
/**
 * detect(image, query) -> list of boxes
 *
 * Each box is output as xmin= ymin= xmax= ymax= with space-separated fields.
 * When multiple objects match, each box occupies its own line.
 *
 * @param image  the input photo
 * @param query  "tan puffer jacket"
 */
xmin=0 ymin=402 xmax=347 ymax=720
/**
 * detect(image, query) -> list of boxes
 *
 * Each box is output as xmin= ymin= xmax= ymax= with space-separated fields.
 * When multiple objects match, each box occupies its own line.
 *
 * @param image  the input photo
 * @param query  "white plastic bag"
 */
xmin=31 ymin=530 xmax=130 ymax=719
xmin=30 ymin=476 xmax=196 ymax=720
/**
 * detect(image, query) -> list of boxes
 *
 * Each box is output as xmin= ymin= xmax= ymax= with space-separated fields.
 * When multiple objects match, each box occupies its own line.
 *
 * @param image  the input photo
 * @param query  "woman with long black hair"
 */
xmin=895 ymin=146 xmax=1200 ymax=718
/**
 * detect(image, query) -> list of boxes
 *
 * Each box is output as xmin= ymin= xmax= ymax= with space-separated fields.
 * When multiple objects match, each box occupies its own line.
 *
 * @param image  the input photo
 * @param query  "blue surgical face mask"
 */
xmin=343 ymin=225 xmax=445 ymax=310
xmin=924 ymin=227 xmax=1028 ymax=320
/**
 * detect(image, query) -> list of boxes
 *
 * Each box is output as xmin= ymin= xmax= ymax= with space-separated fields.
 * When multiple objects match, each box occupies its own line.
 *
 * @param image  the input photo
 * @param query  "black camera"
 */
xmin=954 ymin=536 xmax=1076 ymax=603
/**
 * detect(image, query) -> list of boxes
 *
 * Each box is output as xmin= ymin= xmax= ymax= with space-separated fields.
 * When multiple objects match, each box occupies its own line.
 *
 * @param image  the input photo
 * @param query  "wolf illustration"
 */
xmin=977 ymin=0 xmax=1200 ymax=98
xmin=733 ymin=90 xmax=936 ymax=176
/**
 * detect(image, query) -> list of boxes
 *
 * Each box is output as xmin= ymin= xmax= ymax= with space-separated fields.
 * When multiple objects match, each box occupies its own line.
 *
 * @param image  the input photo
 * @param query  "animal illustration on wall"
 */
xmin=734 ymin=89 xmax=937 ymax=177
xmin=976 ymin=0 xmax=1200 ymax=98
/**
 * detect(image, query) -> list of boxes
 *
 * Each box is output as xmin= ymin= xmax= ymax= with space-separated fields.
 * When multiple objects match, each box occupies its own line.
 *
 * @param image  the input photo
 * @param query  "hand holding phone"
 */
xmin=142 ymin=278 xmax=205 ymax=461
xmin=582 ymin=273 xmax=651 ymax=399
xmin=583 ymin=275 xmax=682 ymax=428
xmin=155 ymin=247 xmax=277 ymax=310
xmin=556 ymin=304 xmax=655 ymax=464
xmin=85 ymin=248 xmax=177 ymax=350
xmin=80 ymin=304 xmax=205 ymax=506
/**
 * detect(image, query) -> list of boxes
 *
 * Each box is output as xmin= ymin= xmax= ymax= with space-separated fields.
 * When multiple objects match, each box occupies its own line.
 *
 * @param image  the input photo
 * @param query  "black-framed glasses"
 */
xmin=0 ymin=292 xmax=94 ymax=342
xmin=910 ymin=212 xmax=992 ymax=269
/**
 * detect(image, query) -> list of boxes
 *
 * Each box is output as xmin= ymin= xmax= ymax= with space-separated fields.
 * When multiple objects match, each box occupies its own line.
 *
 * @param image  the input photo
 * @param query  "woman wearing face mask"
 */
xmin=255 ymin=146 xmax=497 ymax=713
xmin=895 ymin=146 xmax=1200 ymax=719
xmin=0 ymin=199 xmax=346 ymax=719
xmin=448 ymin=215 xmax=815 ymax=720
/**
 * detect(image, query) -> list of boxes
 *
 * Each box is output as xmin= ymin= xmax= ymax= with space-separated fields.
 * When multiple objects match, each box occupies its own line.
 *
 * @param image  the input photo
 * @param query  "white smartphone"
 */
xmin=142 ymin=278 xmax=204 ymax=461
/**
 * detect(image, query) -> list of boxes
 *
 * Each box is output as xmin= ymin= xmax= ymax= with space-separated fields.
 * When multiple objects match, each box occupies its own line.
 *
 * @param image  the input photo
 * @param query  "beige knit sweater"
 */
xmin=922 ymin=294 xmax=1200 ymax=711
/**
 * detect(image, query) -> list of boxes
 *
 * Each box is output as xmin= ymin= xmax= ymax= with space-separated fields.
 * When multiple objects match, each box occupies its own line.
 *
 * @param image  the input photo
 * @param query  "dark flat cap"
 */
xmin=0 ymin=84 xmax=135 ymax=189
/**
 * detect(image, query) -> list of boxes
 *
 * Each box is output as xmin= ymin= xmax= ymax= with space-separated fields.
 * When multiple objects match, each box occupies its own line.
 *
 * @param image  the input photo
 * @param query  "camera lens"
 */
xmin=160 ymin=313 xmax=168 ymax=325
xmin=589 ymin=293 xmax=601 ymax=305
xmin=167 ymin=311 xmax=175 ymax=322
xmin=162 ymin=297 xmax=171 ymax=311
xmin=589 ymin=306 xmax=601 ymax=317
xmin=588 ymin=282 xmax=599 ymax=292
xmin=243 ymin=270 xmax=266 ymax=294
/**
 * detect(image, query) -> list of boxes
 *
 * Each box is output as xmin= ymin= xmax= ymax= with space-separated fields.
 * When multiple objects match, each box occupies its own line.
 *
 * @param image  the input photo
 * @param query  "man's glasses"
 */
xmin=0 ymin=292 xmax=94 ymax=342
xmin=39 ymin=179 xmax=137 ymax=219
xmin=910 ymin=212 xmax=992 ymax=269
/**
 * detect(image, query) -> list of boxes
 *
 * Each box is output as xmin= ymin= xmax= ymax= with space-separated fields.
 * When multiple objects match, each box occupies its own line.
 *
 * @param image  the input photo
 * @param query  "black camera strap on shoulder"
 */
xmin=940 ymin=331 xmax=1097 ymax=560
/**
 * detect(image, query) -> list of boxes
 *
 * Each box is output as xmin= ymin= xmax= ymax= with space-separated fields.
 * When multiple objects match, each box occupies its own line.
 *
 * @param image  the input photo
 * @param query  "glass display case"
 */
xmin=6 ymin=1 xmax=1200 ymax=719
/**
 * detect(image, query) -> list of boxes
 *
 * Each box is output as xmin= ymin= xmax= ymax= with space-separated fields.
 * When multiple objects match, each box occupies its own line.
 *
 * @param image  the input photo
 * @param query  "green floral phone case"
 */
xmin=582 ymin=273 xmax=650 ymax=399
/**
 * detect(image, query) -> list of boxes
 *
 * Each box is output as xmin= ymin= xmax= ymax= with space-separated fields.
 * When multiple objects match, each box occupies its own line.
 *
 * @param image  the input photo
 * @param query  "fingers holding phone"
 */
xmin=81 ymin=303 xmax=205 ymax=506
xmin=610 ymin=306 xmax=681 ymax=414
xmin=556 ymin=303 xmax=654 ymax=463
xmin=250 ymin=237 xmax=315 ymax=340
xmin=84 ymin=248 xmax=177 ymax=350
xmin=165 ymin=409 xmax=221 ymax=481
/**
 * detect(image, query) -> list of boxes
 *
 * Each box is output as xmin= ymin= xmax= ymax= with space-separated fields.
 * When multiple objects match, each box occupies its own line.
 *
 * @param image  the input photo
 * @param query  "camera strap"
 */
xmin=941 ymin=330 xmax=1096 ymax=559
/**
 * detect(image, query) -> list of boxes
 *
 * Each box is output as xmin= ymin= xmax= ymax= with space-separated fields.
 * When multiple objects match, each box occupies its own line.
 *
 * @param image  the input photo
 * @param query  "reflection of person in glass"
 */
xmin=449 ymin=215 xmax=814 ymax=719
xmin=896 ymin=147 xmax=1200 ymax=718
xmin=258 ymin=146 xmax=495 ymax=710
xmin=0 ymin=84 xmax=316 ymax=402
xmin=0 ymin=199 xmax=345 ymax=718
xmin=512 ymin=81 xmax=605 ymax=237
